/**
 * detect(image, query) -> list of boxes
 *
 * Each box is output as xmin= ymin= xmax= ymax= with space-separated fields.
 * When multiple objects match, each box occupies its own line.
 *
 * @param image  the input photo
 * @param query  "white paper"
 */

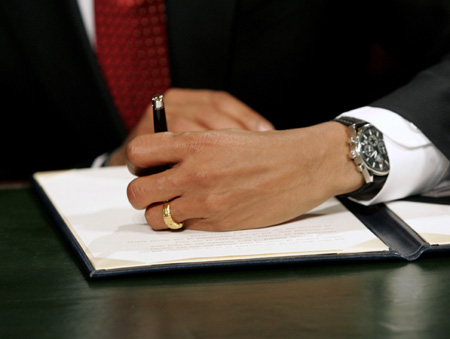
xmin=34 ymin=167 xmax=388 ymax=270
xmin=387 ymin=200 xmax=450 ymax=245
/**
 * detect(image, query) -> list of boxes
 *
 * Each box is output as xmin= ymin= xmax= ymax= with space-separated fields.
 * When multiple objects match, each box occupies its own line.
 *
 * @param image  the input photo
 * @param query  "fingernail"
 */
xmin=257 ymin=121 xmax=274 ymax=131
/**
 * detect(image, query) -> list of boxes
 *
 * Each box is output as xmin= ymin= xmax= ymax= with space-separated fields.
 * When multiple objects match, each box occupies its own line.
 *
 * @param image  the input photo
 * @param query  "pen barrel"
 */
xmin=152 ymin=94 xmax=168 ymax=133
xmin=138 ymin=94 xmax=170 ymax=175
xmin=153 ymin=106 xmax=168 ymax=133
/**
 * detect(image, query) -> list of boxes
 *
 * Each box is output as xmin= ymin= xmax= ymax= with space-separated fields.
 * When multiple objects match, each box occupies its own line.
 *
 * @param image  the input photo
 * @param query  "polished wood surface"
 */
xmin=1 ymin=187 xmax=450 ymax=338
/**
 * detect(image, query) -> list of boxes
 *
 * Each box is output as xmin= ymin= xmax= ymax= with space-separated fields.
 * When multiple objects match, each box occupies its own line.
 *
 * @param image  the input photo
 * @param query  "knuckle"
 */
xmin=126 ymin=137 xmax=141 ymax=164
xmin=155 ymin=172 xmax=179 ymax=191
xmin=183 ymin=169 xmax=209 ymax=188
xmin=126 ymin=143 xmax=135 ymax=164
xmin=203 ymin=193 xmax=223 ymax=215
xmin=174 ymin=131 xmax=200 ymax=153
xmin=194 ymin=130 xmax=219 ymax=145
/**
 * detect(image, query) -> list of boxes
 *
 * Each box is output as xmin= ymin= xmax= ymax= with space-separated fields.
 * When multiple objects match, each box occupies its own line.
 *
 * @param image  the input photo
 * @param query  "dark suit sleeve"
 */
xmin=371 ymin=54 xmax=450 ymax=160
xmin=369 ymin=1 xmax=450 ymax=160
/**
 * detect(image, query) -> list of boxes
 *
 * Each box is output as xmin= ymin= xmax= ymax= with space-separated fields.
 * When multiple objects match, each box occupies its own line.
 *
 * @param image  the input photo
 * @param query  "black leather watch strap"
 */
xmin=334 ymin=116 xmax=365 ymax=128
xmin=343 ymin=175 xmax=387 ymax=200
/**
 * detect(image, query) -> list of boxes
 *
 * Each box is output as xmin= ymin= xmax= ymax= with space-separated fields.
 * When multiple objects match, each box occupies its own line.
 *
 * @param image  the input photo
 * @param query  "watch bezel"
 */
xmin=353 ymin=124 xmax=390 ymax=177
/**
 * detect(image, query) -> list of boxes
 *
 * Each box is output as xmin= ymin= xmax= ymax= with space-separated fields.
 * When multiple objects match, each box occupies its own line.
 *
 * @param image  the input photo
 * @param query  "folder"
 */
xmin=33 ymin=167 xmax=450 ymax=278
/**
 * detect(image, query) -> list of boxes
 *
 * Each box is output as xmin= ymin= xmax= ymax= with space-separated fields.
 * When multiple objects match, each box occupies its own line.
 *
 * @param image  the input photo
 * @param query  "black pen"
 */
xmin=152 ymin=94 xmax=168 ymax=133
xmin=148 ymin=94 xmax=171 ymax=174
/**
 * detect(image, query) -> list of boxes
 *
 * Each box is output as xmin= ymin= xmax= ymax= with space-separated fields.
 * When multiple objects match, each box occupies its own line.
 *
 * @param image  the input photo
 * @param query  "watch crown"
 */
xmin=350 ymin=150 xmax=358 ymax=159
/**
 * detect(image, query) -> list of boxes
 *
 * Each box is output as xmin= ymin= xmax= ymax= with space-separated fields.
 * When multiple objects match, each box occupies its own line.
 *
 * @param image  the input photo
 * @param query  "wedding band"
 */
xmin=162 ymin=202 xmax=184 ymax=230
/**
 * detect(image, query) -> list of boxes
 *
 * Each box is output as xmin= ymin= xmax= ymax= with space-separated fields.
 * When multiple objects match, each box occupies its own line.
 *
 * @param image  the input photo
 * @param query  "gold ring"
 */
xmin=162 ymin=202 xmax=184 ymax=230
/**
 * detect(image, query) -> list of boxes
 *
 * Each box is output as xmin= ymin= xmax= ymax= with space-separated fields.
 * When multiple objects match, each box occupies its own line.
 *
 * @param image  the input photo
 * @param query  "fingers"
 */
xmin=127 ymin=168 xmax=184 ymax=208
xmin=126 ymin=132 xmax=195 ymax=210
xmin=165 ymin=88 xmax=275 ymax=132
xmin=144 ymin=197 xmax=219 ymax=231
xmin=129 ymin=171 xmax=205 ymax=231
xmin=126 ymin=133 xmax=182 ymax=173
xmin=167 ymin=103 xmax=248 ymax=131
xmin=206 ymin=91 xmax=274 ymax=131
xmin=144 ymin=203 xmax=166 ymax=230
xmin=126 ymin=130 xmax=217 ymax=230
xmin=144 ymin=199 xmax=196 ymax=230
xmin=168 ymin=116 xmax=208 ymax=133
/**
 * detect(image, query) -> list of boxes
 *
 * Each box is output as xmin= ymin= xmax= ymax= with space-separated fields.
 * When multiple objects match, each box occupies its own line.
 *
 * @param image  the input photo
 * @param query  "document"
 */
xmin=34 ymin=167 xmax=389 ymax=274
xmin=387 ymin=200 xmax=450 ymax=245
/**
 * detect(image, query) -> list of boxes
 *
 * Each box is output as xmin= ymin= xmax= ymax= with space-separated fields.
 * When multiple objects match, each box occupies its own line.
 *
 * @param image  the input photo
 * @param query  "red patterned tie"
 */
xmin=95 ymin=0 xmax=171 ymax=131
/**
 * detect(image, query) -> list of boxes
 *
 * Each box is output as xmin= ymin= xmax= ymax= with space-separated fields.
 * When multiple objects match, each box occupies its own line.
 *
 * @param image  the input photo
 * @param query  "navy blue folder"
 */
xmin=33 ymin=176 xmax=450 ymax=279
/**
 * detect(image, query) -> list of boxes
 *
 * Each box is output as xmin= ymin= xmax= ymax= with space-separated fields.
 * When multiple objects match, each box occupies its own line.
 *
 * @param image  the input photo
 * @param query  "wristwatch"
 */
xmin=334 ymin=117 xmax=390 ymax=199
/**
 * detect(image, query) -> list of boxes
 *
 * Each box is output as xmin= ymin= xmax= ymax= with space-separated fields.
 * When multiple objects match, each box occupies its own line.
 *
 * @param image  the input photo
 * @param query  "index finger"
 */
xmin=126 ymin=133 xmax=183 ymax=176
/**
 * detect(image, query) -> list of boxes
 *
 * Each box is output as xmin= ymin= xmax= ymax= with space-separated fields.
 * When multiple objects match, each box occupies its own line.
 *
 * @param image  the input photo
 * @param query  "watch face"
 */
xmin=358 ymin=125 xmax=390 ymax=174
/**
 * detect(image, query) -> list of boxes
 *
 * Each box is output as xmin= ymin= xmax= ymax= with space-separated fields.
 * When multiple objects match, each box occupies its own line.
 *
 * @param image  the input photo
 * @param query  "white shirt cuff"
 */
xmin=91 ymin=153 xmax=109 ymax=168
xmin=338 ymin=106 xmax=450 ymax=205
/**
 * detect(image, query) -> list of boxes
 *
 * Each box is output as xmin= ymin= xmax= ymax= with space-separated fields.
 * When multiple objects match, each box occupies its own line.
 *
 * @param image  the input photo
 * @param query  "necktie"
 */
xmin=95 ymin=0 xmax=171 ymax=131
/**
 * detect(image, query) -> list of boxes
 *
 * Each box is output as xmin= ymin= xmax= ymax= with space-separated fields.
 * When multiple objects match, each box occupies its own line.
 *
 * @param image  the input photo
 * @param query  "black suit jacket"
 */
xmin=1 ymin=0 xmax=450 ymax=179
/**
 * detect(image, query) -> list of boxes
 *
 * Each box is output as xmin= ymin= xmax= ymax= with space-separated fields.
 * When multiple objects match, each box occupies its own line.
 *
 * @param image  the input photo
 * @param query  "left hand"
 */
xmin=107 ymin=89 xmax=274 ymax=166
xmin=126 ymin=122 xmax=364 ymax=231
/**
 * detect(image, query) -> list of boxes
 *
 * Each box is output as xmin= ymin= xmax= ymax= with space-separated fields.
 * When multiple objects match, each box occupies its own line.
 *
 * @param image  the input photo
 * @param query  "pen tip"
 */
xmin=152 ymin=94 xmax=164 ymax=109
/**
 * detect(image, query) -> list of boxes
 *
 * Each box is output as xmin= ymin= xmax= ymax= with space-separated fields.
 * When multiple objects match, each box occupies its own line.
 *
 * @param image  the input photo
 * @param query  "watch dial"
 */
xmin=359 ymin=126 xmax=390 ymax=173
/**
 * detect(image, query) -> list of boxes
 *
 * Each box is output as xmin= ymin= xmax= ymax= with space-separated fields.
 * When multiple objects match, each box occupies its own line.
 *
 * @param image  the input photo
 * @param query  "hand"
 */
xmin=107 ymin=88 xmax=274 ymax=166
xmin=163 ymin=88 xmax=274 ymax=132
xmin=126 ymin=122 xmax=364 ymax=231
